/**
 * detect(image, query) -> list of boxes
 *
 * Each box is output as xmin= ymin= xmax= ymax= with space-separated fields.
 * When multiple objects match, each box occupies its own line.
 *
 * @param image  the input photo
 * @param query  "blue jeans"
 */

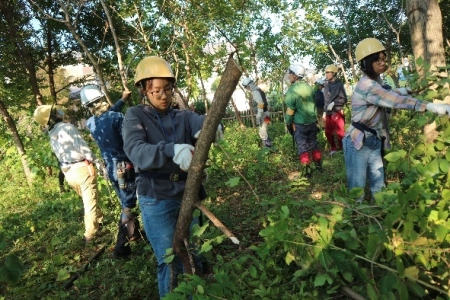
xmin=138 ymin=195 xmax=202 ymax=299
xmin=343 ymin=135 xmax=384 ymax=200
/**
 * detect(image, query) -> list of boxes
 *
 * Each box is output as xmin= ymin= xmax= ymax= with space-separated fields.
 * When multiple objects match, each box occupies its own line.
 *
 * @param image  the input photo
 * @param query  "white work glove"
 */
xmin=393 ymin=87 xmax=410 ymax=96
xmin=173 ymin=144 xmax=195 ymax=171
xmin=327 ymin=102 xmax=335 ymax=111
xmin=215 ymin=124 xmax=224 ymax=142
xmin=426 ymin=103 xmax=450 ymax=117
xmin=194 ymin=125 xmax=224 ymax=142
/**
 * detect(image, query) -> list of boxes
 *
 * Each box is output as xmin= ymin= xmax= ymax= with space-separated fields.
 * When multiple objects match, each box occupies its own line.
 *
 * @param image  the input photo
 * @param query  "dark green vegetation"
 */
xmin=1 ymin=79 xmax=450 ymax=299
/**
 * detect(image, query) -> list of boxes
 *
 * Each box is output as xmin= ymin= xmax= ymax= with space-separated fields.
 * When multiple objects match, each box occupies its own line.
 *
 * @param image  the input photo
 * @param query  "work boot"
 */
xmin=59 ymin=185 xmax=66 ymax=193
xmin=113 ymin=219 xmax=132 ymax=258
xmin=262 ymin=138 xmax=272 ymax=148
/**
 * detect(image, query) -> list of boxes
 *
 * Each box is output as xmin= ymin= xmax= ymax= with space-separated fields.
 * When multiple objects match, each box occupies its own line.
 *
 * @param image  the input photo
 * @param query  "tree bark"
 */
xmin=0 ymin=99 xmax=32 ymax=184
xmin=172 ymin=54 xmax=241 ymax=277
xmin=45 ymin=22 xmax=57 ymax=103
xmin=406 ymin=0 xmax=447 ymax=143
xmin=406 ymin=0 xmax=446 ymax=75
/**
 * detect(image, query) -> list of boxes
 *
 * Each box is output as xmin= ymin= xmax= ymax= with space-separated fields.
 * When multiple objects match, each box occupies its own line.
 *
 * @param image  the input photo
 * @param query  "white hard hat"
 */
xmin=242 ymin=77 xmax=253 ymax=87
xmin=289 ymin=64 xmax=306 ymax=77
xmin=80 ymin=85 xmax=105 ymax=107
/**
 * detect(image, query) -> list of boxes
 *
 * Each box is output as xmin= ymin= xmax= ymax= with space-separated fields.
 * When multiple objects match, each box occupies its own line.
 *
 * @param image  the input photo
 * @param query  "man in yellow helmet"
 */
xmin=33 ymin=105 xmax=103 ymax=244
xmin=123 ymin=56 xmax=223 ymax=298
xmin=322 ymin=64 xmax=347 ymax=154
xmin=344 ymin=37 xmax=450 ymax=203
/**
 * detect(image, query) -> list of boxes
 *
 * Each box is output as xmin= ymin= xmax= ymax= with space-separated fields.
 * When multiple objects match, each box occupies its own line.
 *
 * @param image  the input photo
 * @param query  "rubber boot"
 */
xmin=311 ymin=149 xmax=323 ymax=171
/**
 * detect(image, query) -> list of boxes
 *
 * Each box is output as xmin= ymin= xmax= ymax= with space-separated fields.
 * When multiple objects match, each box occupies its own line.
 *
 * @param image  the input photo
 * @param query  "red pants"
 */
xmin=325 ymin=111 xmax=345 ymax=151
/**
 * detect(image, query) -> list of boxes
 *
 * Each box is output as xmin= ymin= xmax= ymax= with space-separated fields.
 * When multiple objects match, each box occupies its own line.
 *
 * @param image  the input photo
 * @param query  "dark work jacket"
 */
xmin=123 ymin=105 xmax=206 ymax=200
xmin=87 ymin=99 xmax=128 ymax=161
xmin=323 ymin=79 xmax=347 ymax=115
xmin=314 ymin=89 xmax=325 ymax=110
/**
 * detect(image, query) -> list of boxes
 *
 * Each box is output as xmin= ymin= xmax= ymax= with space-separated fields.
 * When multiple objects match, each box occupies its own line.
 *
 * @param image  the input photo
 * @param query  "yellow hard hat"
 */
xmin=33 ymin=105 xmax=53 ymax=126
xmin=325 ymin=65 xmax=338 ymax=73
xmin=134 ymin=56 xmax=175 ymax=86
xmin=355 ymin=38 xmax=386 ymax=62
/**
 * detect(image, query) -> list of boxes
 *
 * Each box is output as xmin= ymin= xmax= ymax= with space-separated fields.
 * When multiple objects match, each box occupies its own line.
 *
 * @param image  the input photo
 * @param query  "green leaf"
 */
xmin=397 ymin=282 xmax=409 ymax=300
xmin=313 ymin=273 xmax=332 ymax=287
xmin=0 ymin=254 xmax=24 ymax=284
xmin=387 ymin=182 xmax=401 ymax=190
xmin=435 ymin=225 xmax=448 ymax=242
xmin=56 ymin=268 xmax=70 ymax=282
xmin=404 ymin=266 xmax=419 ymax=279
xmin=196 ymin=284 xmax=204 ymax=294
xmin=249 ymin=265 xmax=258 ymax=278
xmin=225 ymin=177 xmax=240 ymax=187
xmin=428 ymin=210 xmax=439 ymax=221
xmin=348 ymin=187 xmax=364 ymax=199
xmin=424 ymin=158 xmax=440 ymax=177
xmin=439 ymin=158 xmax=449 ymax=173
xmin=285 ymin=252 xmax=295 ymax=265
xmin=366 ymin=283 xmax=378 ymax=300
xmin=53 ymin=254 xmax=65 ymax=265
xmin=396 ymin=258 xmax=405 ymax=278
xmin=384 ymin=151 xmax=402 ymax=162
xmin=164 ymin=254 xmax=175 ymax=264
xmin=435 ymin=141 xmax=445 ymax=151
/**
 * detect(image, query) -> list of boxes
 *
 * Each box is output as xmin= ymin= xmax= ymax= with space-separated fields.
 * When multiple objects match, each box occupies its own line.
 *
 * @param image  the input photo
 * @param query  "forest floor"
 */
xmin=0 ymin=123 xmax=349 ymax=299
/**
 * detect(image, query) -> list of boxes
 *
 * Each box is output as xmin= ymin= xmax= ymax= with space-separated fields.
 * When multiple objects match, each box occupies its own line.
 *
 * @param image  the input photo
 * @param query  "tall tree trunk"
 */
xmin=0 ymin=0 xmax=43 ymax=106
xmin=406 ymin=0 xmax=446 ymax=75
xmin=406 ymin=0 xmax=447 ymax=143
xmin=172 ymin=55 xmax=242 ymax=278
xmin=45 ymin=22 xmax=57 ymax=103
xmin=0 ymin=99 xmax=32 ymax=184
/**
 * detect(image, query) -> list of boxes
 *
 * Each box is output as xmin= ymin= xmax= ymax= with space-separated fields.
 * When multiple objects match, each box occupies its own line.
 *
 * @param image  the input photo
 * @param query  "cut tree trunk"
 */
xmin=172 ymin=54 xmax=242 ymax=280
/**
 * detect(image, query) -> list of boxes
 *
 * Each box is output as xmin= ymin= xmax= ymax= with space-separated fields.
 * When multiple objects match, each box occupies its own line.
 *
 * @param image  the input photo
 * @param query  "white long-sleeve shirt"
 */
xmin=49 ymin=122 xmax=95 ymax=163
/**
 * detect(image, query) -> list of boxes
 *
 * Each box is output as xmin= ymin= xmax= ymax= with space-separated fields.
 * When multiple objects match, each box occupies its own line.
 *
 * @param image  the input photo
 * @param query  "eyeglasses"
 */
xmin=375 ymin=57 xmax=387 ymax=65
xmin=148 ymin=87 xmax=173 ymax=99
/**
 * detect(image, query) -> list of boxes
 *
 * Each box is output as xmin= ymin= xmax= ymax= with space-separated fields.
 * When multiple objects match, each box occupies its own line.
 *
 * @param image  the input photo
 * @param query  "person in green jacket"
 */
xmin=285 ymin=64 xmax=322 ymax=174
